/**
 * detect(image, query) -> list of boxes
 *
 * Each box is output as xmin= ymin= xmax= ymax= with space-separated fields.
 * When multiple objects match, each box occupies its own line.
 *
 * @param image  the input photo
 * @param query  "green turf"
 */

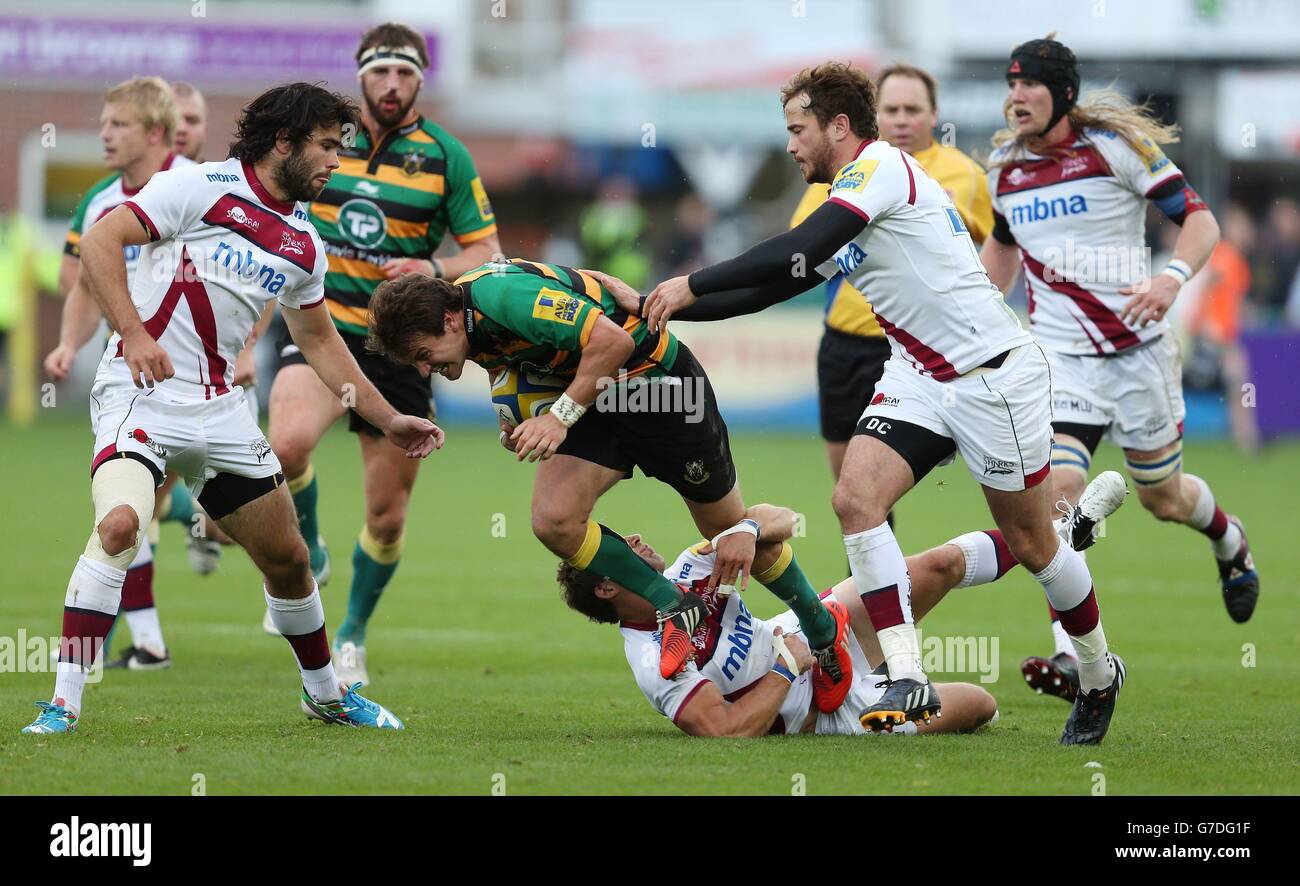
xmin=0 ymin=419 xmax=1295 ymax=795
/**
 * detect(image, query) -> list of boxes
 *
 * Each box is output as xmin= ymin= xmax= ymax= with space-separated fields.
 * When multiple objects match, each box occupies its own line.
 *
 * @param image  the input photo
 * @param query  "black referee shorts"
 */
xmin=817 ymin=327 xmax=892 ymax=443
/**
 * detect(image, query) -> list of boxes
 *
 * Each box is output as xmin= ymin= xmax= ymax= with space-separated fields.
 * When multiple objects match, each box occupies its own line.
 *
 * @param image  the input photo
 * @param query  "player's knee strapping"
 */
xmin=566 ymin=520 xmax=680 ymax=612
xmin=1050 ymin=438 xmax=1092 ymax=479
xmin=84 ymin=458 xmax=157 ymax=571
xmin=1125 ymin=442 xmax=1183 ymax=487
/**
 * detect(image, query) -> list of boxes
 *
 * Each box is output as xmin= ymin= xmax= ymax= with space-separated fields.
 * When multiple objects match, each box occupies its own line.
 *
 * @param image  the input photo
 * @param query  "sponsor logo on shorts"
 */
xmin=1054 ymin=397 xmax=1094 ymax=413
xmin=249 ymin=438 xmax=272 ymax=462
xmin=684 ymin=459 xmax=711 ymax=485
xmin=870 ymin=391 xmax=901 ymax=408
xmin=1143 ymin=416 xmax=1169 ymax=436
xmin=130 ymin=428 xmax=167 ymax=459
xmin=983 ymin=455 xmax=1015 ymax=476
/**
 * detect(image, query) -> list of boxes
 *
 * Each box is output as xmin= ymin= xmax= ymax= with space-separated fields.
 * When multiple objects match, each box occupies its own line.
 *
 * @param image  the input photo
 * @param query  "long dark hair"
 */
xmin=229 ymin=82 xmax=359 ymax=163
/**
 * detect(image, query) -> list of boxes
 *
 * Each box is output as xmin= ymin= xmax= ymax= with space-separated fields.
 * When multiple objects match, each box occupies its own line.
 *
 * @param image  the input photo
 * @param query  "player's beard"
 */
xmin=365 ymin=89 xmax=416 ymax=130
xmin=273 ymin=146 xmax=324 ymax=203
xmin=805 ymin=136 xmax=838 ymax=184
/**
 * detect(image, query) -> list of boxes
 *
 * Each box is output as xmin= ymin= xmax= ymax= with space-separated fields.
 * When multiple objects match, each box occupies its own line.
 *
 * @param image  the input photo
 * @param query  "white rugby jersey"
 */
xmin=620 ymin=544 xmax=816 ymax=735
xmin=816 ymin=139 xmax=1030 ymax=381
xmin=988 ymin=127 xmax=1188 ymax=356
xmin=96 ymin=157 xmax=327 ymax=401
xmin=65 ymin=154 xmax=195 ymax=283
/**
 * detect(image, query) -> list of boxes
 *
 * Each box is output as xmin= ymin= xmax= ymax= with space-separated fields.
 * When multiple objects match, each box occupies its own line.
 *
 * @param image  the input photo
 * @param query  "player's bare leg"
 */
xmin=833 ymin=433 xmax=940 ymax=730
xmin=533 ymin=453 xmax=710 ymax=677
xmin=983 ymin=480 xmax=1125 ymax=744
xmin=686 ymin=483 xmax=851 ymax=711
xmin=268 ymin=362 xmax=347 ymax=582
xmin=332 ymin=432 xmax=423 ymax=686
xmin=1125 ymin=441 xmax=1258 ymax=622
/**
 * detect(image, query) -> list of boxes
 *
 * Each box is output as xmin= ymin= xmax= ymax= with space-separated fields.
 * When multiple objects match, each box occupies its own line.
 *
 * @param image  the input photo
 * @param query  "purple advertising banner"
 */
xmin=0 ymin=15 xmax=437 ymax=85
xmin=1241 ymin=330 xmax=1300 ymax=439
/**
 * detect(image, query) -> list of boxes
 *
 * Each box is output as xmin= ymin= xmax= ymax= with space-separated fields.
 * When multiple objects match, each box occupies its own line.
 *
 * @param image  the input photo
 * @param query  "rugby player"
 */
xmin=640 ymin=63 xmax=1126 ymax=744
xmin=263 ymin=23 xmax=502 ymax=688
xmin=42 ymin=77 xmax=196 ymax=671
xmin=559 ymin=504 xmax=1008 ymax=737
xmin=978 ymin=38 xmax=1258 ymax=700
xmin=364 ymin=260 xmax=859 ymax=713
xmin=21 ymin=83 xmax=439 ymax=734
xmin=789 ymin=63 xmax=993 ymax=485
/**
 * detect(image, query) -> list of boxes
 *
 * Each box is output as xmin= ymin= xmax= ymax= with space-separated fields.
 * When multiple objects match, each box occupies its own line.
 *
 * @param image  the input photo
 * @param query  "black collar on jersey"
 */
xmin=461 ymin=284 xmax=481 ymax=351
xmin=1007 ymin=39 xmax=1080 ymax=136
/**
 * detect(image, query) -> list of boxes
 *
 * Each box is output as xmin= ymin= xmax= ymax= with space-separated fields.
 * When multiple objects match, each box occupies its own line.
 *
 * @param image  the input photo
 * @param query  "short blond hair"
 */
xmin=103 ymin=76 xmax=178 ymax=144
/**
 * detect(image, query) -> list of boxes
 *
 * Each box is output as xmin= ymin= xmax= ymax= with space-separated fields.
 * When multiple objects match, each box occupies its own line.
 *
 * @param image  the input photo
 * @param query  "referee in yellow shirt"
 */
xmin=790 ymin=63 xmax=993 ymax=481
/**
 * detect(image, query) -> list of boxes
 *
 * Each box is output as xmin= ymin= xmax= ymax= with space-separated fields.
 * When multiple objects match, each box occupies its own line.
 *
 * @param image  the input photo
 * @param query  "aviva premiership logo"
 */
xmin=338 ymin=198 xmax=387 ymax=249
xmin=532 ymin=289 xmax=580 ymax=325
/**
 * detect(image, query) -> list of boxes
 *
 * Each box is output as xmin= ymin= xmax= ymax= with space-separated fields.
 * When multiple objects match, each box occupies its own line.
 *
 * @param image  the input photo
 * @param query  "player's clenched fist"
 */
xmin=121 ymin=327 xmax=175 ymax=388
xmin=44 ymin=344 xmax=78 ymax=382
xmin=510 ymin=411 xmax=567 ymax=463
xmin=643 ymin=274 xmax=698 ymax=333
xmin=384 ymin=414 xmax=444 ymax=458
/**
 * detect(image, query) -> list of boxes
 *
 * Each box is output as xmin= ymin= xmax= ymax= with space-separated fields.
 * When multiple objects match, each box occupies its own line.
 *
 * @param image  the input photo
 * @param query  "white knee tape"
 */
xmin=1125 ymin=443 xmax=1183 ymax=488
xmin=84 ymin=458 xmax=158 ymax=570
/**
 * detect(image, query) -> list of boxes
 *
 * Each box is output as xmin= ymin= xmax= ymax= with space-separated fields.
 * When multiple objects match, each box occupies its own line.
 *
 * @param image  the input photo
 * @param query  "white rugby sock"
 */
xmin=1051 ymin=619 xmax=1075 ymax=659
xmin=1186 ymin=474 xmax=1243 ymax=559
xmin=264 ymin=583 xmax=340 ymax=703
xmin=845 ymin=522 xmax=922 ymax=681
xmin=1030 ymin=539 xmax=1114 ymax=693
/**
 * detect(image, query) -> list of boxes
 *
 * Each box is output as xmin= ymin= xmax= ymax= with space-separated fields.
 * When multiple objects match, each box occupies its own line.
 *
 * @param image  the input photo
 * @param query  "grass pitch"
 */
xmin=1 ymin=419 xmax=1296 ymax=795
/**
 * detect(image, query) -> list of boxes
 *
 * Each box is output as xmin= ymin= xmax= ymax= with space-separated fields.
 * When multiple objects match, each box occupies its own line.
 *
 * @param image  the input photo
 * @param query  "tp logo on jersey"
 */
xmin=338 ymin=199 xmax=387 ymax=250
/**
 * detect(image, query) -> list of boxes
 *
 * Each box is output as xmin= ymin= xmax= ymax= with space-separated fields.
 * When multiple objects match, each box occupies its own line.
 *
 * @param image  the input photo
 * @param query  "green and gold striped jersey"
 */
xmin=456 ymin=260 xmax=678 ymax=381
xmin=310 ymin=116 xmax=496 ymax=336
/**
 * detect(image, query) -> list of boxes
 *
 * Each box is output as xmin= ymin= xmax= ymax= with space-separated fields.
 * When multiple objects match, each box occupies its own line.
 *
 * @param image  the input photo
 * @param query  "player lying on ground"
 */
xmin=364 ymin=260 xmax=859 ymax=714
xmin=615 ymin=63 xmax=1128 ymax=745
xmin=977 ymin=37 xmax=1259 ymax=700
xmin=263 ymin=23 xmax=504 ymax=690
xmin=21 ymin=82 xmax=440 ymax=735
xmin=559 ymin=502 xmax=1125 ymax=736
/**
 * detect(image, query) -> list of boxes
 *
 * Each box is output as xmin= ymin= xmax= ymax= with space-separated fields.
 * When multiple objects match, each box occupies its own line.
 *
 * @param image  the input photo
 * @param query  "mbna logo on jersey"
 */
xmin=338 ymin=198 xmax=387 ymax=249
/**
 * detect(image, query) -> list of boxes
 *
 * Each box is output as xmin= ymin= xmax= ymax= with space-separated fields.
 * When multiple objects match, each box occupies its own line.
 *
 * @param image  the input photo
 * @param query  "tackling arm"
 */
xmin=281 ymin=303 xmax=400 ymax=430
xmin=674 ymin=672 xmax=793 ymax=738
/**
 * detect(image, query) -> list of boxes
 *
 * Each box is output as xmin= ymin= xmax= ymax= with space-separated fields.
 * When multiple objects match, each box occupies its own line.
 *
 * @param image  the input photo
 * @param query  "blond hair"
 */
xmin=990 ymin=86 xmax=1180 ymax=167
xmin=103 ymin=76 xmax=178 ymax=144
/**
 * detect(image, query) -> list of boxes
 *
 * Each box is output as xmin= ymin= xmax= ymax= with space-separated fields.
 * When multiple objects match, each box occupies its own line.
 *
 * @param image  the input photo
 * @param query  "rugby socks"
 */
xmin=845 ymin=522 xmax=924 ymax=682
xmin=264 ymin=582 xmax=340 ymax=703
xmin=337 ymin=527 xmax=404 ymax=645
xmin=753 ymin=542 xmax=836 ymax=649
xmin=159 ymin=482 xmax=196 ymax=527
xmin=120 ymin=539 xmax=165 ymax=656
xmin=949 ymin=529 xmax=1019 ymax=588
xmin=288 ymin=464 xmax=326 ymax=573
xmin=1030 ymin=538 xmax=1115 ymax=693
xmin=52 ymin=556 xmax=125 ymax=717
xmin=1186 ymin=474 xmax=1243 ymax=560
xmin=567 ymin=520 xmax=681 ymax=612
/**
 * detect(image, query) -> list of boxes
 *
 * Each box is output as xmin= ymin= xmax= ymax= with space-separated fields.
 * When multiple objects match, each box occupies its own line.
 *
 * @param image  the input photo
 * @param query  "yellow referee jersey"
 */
xmin=790 ymin=140 xmax=993 ymax=338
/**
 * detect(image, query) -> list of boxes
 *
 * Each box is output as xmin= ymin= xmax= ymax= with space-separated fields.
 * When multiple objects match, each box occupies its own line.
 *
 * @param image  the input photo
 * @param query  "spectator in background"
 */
xmin=1249 ymin=197 xmax=1300 ymax=321
xmin=658 ymin=192 xmax=713 ymax=279
xmin=1188 ymin=204 xmax=1259 ymax=452
xmin=580 ymin=176 xmax=650 ymax=291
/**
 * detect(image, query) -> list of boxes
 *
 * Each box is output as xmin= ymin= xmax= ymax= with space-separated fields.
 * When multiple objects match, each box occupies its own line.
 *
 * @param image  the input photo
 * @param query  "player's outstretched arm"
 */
xmin=643 ymin=201 xmax=866 ymax=332
xmin=283 ymin=304 xmax=443 ymax=458
xmin=587 ymin=269 xmax=814 ymax=324
xmin=80 ymin=205 xmax=173 ymax=388
xmin=674 ymin=628 xmax=811 ymax=738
